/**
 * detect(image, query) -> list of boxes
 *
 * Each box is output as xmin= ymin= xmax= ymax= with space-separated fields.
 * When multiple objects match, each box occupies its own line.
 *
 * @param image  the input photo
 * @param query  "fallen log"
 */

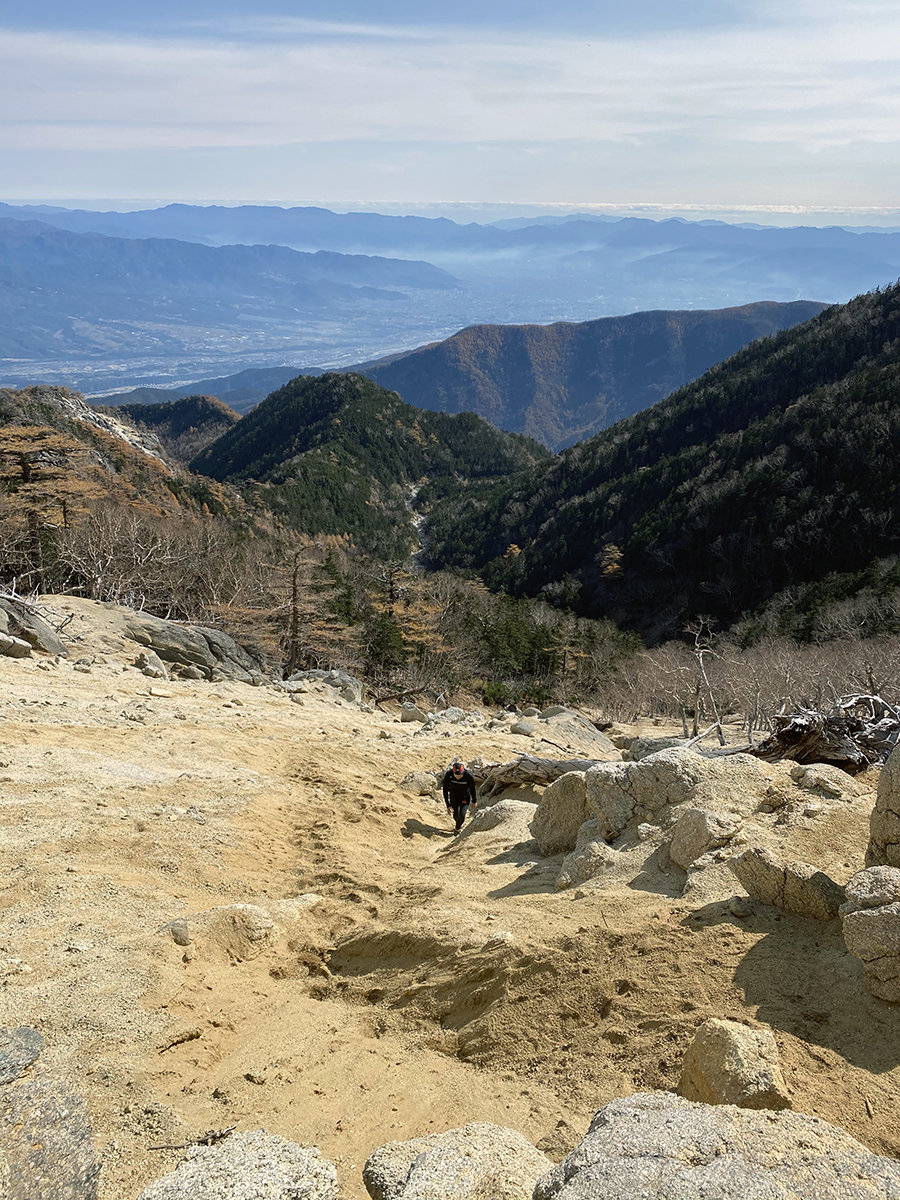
xmin=471 ymin=754 xmax=605 ymax=799
xmin=747 ymin=695 xmax=900 ymax=774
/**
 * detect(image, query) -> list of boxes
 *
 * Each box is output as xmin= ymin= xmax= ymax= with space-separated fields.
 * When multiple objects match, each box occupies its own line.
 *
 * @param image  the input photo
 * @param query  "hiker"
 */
xmin=442 ymin=759 xmax=477 ymax=833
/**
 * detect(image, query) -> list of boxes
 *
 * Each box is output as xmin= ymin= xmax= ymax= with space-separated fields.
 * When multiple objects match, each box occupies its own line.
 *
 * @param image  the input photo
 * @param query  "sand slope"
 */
xmin=1 ymin=596 xmax=898 ymax=1198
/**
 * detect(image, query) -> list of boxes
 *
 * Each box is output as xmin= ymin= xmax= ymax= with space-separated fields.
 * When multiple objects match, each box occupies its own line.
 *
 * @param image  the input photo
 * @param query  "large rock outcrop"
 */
xmin=0 ymin=598 xmax=67 ymax=656
xmin=137 ymin=1130 xmax=337 ymax=1199
xmin=729 ymin=847 xmax=845 ymax=921
xmin=841 ymin=865 xmax=900 ymax=1003
xmin=363 ymin=1122 xmax=552 ymax=1200
xmin=533 ymin=1091 xmax=900 ymax=1199
xmin=678 ymin=1018 xmax=791 ymax=1111
xmin=867 ymin=742 xmax=900 ymax=867
xmin=531 ymin=772 xmax=592 ymax=855
xmin=125 ymin=612 xmax=263 ymax=683
xmin=584 ymin=749 xmax=772 ymax=845
xmin=0 ymin=1026 xmax=100 ymax=1200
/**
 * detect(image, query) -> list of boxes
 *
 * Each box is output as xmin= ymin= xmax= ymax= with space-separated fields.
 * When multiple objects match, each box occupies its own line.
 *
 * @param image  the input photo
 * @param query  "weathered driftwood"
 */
xmin=747 ymin=695 xmax=900 ymax=774
xmin=471 ymin=754 xmax=604 ymax=799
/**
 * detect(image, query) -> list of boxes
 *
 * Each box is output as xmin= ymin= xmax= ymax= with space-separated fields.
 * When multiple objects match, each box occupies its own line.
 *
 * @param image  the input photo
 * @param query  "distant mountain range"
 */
xmin=425 ymin=282 xmax=900 ymax=642
xmin=93 ymin=300 xmax=826 ymax=449
xmin=0 ymin=217 xmax=457 ymax=362
xmin=6 ymin=201 xmax=900 ymax=274
xmin=5 ymin=200 xmax=900 ymax=395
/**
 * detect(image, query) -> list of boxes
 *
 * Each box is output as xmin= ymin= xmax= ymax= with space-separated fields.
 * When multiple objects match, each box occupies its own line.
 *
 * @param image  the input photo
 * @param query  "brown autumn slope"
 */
xmin=350 ymin=300 xmax=827 ymax=449
xmin=0 ymin=385 xmax=242 ymax=520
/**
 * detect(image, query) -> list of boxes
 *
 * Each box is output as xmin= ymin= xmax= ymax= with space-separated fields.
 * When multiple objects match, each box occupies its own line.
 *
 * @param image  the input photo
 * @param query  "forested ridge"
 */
xmin=0 ymin=380 xmax=629 ymax=704
xmin=5 ymin=285 xmax=900 ymax=715
xmin=425 ymin=284 xmax=900 ymax=641
xmin=191 ymin=372 xmax=550 ymax=557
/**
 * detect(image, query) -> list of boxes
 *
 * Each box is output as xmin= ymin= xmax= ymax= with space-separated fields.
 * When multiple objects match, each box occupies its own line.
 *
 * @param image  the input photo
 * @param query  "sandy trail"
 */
xmin=1 ymin=597 xmax=899 ymax=1198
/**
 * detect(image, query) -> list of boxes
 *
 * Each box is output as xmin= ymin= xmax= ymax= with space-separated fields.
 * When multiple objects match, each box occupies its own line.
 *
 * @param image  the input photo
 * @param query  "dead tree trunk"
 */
xmin=471 ymin=754 xmax=606 ymax=799
xmin=747 ymin=694 xmax=900 ymax=773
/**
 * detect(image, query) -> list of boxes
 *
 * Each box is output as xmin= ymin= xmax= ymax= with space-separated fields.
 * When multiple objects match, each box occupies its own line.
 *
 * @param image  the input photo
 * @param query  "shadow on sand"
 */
xmin=401 ymin=818 xmax=455 ymax=840
xmin=684 ymin=900 xmax=900 ymax=1074
xmin=486 ymin=854 xmax=562 ymax=899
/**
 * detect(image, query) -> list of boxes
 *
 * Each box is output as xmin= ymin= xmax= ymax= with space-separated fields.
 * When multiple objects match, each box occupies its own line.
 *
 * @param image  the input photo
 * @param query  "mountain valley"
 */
xmin=3 ymin=201 xmax=900 ymax=396
xmin=4 ymin=198 xmax=900 ymax=1200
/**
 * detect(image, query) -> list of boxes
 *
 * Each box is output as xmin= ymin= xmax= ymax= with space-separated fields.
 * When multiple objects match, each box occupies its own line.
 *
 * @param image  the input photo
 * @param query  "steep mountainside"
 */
xmin=192 ymin=372 xmax=551 ymax=556
xmin=348 ymin=301 xmax=826 ymax=449
xmin=425 ymin=284 xmax=900 ymax=641
xmin=104 ymin=395 xmax=241 ymax=464
xmin=0 ymin=386 xmax=239 ymax=520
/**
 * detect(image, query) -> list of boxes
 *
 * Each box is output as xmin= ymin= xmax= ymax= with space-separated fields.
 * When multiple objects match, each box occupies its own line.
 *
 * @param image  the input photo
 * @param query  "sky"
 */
xmin=3 ymin=1 xmax=900 ymax=215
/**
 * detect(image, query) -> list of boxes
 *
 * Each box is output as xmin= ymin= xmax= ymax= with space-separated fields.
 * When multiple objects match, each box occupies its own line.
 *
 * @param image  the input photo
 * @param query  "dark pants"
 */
xmin=448 ymin=800 xmax=469 ymax=832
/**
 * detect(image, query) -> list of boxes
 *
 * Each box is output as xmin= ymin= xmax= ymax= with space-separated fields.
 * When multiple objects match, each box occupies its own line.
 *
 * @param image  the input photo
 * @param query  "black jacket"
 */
xmin=442 ymin=769 xmax=476 ymax=806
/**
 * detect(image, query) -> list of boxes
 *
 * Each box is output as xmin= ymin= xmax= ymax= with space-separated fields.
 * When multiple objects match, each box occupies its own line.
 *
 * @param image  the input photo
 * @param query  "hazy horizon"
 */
xmin=5 ymin=197 xmax=900 ymax=232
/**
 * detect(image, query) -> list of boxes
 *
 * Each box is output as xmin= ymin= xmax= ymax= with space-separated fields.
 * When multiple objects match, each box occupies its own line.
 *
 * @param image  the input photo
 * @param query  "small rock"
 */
xmin=729 ymin=895 xmax=754 ymax=918
xmin=176 ymin=665 xmax=206 ymax=680
xmin=135 ymin=650 xmax=168 ymax=680
xmin=168 ymin=919 xmax=191 ymax=948
xmin=400 ymin=702 xmax=427 ymax=723
xmin=730 ymin=847 xmax=845 ymax=921
xmin=679 ymin=1018 xmax=791 ymax=1110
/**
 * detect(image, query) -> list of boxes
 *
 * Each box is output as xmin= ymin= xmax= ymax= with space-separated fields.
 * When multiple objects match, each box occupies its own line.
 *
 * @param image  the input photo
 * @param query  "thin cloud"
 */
xmin=197 ymin=17 xmax=447 ymax=41
xmin=1 ymin=9 xmax=899 ymax=194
